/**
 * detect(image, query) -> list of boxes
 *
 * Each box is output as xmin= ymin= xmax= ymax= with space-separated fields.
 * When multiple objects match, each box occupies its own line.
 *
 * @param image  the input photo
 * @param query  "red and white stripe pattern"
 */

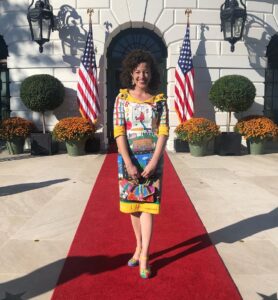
xmin=77 ymin=20 xmax=100 ymax=124
xmin=174 ymin=25 xmax=194 ymax=123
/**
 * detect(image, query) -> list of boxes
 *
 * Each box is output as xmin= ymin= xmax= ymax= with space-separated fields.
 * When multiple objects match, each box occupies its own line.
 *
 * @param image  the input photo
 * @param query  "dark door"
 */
xmin=106 ymin=28 xmax=167 ymax=143
xmin=0 ymin=67 xmax=10 ymax=121
xmin=0 ymin=35 xmax=10 ymax=121
xmin=265 ymin=34 xmax=278 ymax=124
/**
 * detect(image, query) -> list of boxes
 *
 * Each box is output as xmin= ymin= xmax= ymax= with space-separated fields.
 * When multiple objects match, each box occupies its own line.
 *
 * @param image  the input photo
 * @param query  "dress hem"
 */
xmin=120 ymin=202 xmax=160 ymax=215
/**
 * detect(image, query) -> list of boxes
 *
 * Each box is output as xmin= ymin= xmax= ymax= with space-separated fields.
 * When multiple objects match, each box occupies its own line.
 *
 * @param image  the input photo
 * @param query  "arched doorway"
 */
xmin=265 ymin=33 xmax=278 ymax=123
xmin=106 ymin=28 xmax=167 ymax=143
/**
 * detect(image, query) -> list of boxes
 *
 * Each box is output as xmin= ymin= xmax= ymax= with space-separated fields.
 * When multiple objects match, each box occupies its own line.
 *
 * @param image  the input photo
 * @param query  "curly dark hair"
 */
xmin=120 ymin=49 xmax=161 ymax=92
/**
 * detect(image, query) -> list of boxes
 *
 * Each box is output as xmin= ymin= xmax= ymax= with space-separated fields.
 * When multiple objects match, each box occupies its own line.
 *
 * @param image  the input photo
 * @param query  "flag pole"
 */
xmin=185 ymin=9 xmax=192 ymax=26
xmin=87 ymin=8 xmax=94 ymax=24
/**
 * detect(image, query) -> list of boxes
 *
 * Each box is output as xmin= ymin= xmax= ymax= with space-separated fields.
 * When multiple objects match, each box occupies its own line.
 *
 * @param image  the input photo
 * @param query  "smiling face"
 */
xmin=131 ymin=62 xmax=151 ymax=91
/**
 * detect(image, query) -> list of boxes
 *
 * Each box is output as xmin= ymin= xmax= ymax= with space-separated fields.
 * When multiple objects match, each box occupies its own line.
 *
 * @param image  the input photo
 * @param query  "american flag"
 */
xmin=77 ymin=20 xmax=100 ymax=124
xmin=174 ymin=25 xmax=194 ymax=123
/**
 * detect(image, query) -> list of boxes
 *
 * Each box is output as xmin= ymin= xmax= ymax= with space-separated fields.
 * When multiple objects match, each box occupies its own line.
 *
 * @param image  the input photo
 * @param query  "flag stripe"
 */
xmin=175 ymin=68 xmax=186 ymax=103
xmin=174 ymin=84 xmax=186 ymax=122
xmin=77 ymin=85 xmax=98 ymax=121
xmin=78 ymin=98 xmax=95 ymax=121
xmin=174 ymin=100 xmax=183 ymax=123
xmin=77 ymin=85 xmax=97 ymax=120
xmin=78 ymin=67 xmax=100 ymax=114
xmin=184 ymin=73 xmax=194 ymax=117
xmin=79 ymin=64 xmax=101 ymax=112
xmin=78 ymin=66 xmax=100 ymax=115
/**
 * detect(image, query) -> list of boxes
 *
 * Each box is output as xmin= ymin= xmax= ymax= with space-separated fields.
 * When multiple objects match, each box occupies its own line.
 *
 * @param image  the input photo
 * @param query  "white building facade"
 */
xmin=0 ymin=0 xmax=278 ymax=150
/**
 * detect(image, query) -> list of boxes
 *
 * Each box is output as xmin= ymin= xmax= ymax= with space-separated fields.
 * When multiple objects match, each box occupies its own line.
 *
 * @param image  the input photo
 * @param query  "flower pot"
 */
xmin=6 ymin=137 xmax=25 ymax=154
xmin=215 ymin=132 xmax=242 ymax=155
xmin=174 ymin=139 xmax=189 ymax=152
xmin=206 ymin=138 xmax=215 ymax=155
xmin=65 ymin=139 xmax=87 ymax=156
xmin=248 ymin=140 xmax=265 ymax=155
xmin=188 ymin=141 xmax=207 ymax=157
xmin=30 ymin=132 xmax=58 ymax=156
xmin=85 ymin=136 xmax=101 ymax=153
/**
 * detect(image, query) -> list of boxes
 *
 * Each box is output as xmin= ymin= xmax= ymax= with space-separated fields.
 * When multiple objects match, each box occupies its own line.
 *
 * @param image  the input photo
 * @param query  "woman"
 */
xmin=113 ymin=49 xmax=169 ymax=279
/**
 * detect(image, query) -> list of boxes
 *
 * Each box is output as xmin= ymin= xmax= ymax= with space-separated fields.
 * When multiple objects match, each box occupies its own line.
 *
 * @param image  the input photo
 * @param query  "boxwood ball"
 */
xmin=20 ymin=74 xmax=65 ymax=112
xmin=209 ymin=75 xmax=256 ymax=113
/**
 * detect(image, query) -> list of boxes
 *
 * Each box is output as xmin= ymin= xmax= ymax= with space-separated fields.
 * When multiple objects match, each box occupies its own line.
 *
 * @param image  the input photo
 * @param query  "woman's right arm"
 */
xmin=115 ymin=136 xmax=139 ymax=179
xmin=113 ymin=97 xmax=139 ymax=179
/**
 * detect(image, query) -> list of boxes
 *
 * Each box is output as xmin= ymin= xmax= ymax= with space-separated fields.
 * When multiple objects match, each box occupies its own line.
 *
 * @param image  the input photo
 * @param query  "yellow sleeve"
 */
xmin=114 ymin=125 xmax=126 ymax=138
xmin=113 ymin=97 xmax=126 ymax=138
xmin=158 ymin=124 xmax=169 ymax=136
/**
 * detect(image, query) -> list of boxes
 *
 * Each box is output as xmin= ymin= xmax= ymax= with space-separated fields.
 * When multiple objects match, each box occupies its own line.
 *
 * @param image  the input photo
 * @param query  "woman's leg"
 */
xmin=140 ymin=212 xmax=153 ymax=269
xmin=130 ymin=212 xmax=142 ymax=259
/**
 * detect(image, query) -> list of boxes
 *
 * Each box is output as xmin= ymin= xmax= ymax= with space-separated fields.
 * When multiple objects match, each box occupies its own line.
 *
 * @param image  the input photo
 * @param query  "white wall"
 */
xmin=0 ymin=0 xmax=277 ymax=150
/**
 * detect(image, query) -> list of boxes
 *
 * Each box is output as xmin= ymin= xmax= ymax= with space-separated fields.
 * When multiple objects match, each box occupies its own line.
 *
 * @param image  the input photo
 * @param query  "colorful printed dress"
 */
xmin=113 ymin=89 xmax=169 ymax=215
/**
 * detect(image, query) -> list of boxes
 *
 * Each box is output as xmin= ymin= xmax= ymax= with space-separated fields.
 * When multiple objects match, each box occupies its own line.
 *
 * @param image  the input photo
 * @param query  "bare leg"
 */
xmin=130 ymin=212 xmax=142 ymax=259
xmin=140 ymin=212 xmax=153 ymax=269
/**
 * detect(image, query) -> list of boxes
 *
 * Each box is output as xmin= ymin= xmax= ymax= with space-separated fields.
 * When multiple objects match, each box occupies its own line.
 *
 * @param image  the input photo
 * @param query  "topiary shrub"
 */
xmin=20 ymin=74 xmax=65 ymax=133
xmin=209 ymin=75 xmax=256 ymax=132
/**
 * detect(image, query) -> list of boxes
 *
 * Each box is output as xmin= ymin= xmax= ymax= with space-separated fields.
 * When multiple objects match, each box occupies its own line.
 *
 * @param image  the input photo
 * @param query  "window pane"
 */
xmin=265 ymin=84 xmax=273 ymax=97
xmin=233 ymin=18 xmax=243 ymax=38
xmin=273 ymin=85 xmax=278 ymax=97
xmin=272 ymin=98 xmax=278 ymax=109
xmin=224 ymin=21 xmax=231 ymax=38
xmin=265 ymin=69 xmax=273 ymax=81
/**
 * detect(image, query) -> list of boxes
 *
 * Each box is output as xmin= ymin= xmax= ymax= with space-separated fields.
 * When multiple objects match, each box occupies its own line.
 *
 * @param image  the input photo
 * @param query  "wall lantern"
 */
xmin=27 ymin=0 xmax=55 ymax=53
xmin=220 ymin=0 xmax=247 ymax=52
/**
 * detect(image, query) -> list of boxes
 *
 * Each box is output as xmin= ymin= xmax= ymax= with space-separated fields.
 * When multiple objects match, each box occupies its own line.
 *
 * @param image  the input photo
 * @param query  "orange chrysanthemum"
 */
xmin=235 ymin=115 xmax=278 ymax=142
xmin=0 ymin=117 xmax=34 ymax=140
xmin=53 ymin=117 xmax=95 ymax=142
xmin=174 ymin=118 xmax=220 ymax=144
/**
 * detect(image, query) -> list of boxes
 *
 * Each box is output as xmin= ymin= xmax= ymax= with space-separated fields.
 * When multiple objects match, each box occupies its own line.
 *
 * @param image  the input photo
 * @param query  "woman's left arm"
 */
xmin=141 ymin=135 xmax=168 ymax=178
xmin=141 ymin=100 xmax=169 ymax=178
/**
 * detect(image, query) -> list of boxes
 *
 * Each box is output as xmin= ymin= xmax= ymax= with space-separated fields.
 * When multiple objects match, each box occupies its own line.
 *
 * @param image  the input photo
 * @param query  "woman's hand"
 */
xmin=141 ymin=160 xmax=157 ymax=178
xmin=126 ymin=163 xmax=140 ymax=179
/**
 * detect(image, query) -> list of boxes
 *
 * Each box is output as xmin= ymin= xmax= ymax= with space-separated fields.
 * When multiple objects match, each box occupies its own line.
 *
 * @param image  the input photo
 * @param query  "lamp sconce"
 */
xmin=220 ymin=0 xmax=247 ymax=52
xmin=27 ymin=0 xmax=56 ymax=53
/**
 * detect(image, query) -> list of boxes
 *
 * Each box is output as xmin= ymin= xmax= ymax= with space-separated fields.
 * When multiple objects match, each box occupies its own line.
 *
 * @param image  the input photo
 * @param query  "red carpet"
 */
xmin=51 ymin=153 xmax=242 ymax=300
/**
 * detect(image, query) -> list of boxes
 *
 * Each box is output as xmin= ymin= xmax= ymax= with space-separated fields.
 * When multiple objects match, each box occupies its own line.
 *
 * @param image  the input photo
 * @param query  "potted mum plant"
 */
xmin=235 ymin=115 xmax=278 ymax=155
xmin=53 ymin=117 xmax=95 ymax=156
xmin=209 ymin=75 xmax=256 ymax=155
xmin=0 ymin=117 xmax=34 ymax=154
xmin=174 ymin=117 xmax=220 ymax=156
xmin=20 ymin=74 xmax=65 ymax=155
